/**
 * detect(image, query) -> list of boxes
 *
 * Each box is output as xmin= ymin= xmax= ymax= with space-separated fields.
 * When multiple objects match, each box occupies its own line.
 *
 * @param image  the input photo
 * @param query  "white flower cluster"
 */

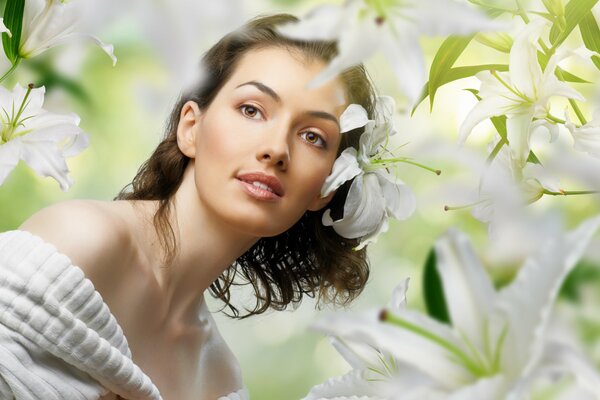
xmin=0 ymin=0 xmax=115 ymax=191
xmin=321 ymin=96 xmax=416 ymax=250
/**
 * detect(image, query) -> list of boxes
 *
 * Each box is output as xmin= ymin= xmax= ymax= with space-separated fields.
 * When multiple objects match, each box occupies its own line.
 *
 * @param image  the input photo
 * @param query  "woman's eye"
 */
xmin=301 ymin=130 xmax=326 ymax=148
xmin=240 ymin=104 xmax=263 ymax=120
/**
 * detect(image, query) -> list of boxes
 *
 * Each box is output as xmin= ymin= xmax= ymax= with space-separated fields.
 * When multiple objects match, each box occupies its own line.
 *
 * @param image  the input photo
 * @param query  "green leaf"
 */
xmin=556 ymin=67 xmax=591 ymax=83
xmin=2 ymin=0 xmax=25 ymax=63
xmin=526 ymin=150 xmax=542 ymax=164
xmin=560 ymin=260 xmax=600 ymax=302
xmin=579 ymin=11 xmax=600 ymax=72
xmin=549 ymin=0 xmax=599 ymax=48
xmin=490 ymin=115 xmax=508 ymax=142
xmin=27 ymin=59 xmax=92 ymax=107
xmin=423 ymin=247 xmax=451 ymax=325
xmin=412 ymin=64 xmax=508 ymax=114
xmin=428 ymin=35 xmax=475 ymax=111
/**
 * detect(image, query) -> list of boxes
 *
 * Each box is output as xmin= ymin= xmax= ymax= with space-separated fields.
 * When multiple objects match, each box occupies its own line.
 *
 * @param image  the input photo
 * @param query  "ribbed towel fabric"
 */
xmin=0 ymin=229 xmax=162 ymax=400
xmin=0 ymin=230 xmax=250 ymax=400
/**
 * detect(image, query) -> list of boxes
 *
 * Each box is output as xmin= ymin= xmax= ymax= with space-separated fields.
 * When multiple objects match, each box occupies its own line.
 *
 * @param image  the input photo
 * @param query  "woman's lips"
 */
xmin=236 ymin=172 xmax=285 ymax=201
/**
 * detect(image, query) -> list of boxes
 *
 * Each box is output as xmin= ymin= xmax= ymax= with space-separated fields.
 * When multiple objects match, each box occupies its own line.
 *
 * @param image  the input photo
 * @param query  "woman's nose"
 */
xmin=256 ymin=129 xmax=290 ymax=170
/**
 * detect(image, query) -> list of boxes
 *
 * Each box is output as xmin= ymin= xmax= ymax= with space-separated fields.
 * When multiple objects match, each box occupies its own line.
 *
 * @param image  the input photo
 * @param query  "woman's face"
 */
xmin=177 ymin=46 xmax=348 ymax=238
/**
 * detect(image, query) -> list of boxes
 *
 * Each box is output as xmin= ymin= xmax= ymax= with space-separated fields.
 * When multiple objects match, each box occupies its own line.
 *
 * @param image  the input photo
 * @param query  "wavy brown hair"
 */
xmin=116 ymin=14 xmax=378 ymax=318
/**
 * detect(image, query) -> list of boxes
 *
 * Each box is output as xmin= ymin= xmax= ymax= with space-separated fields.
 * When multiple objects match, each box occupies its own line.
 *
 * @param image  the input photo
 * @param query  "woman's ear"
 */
xmin=176 ymin=101 xmax=202 ymax=158
xmin=307 ymin=190 xmax=336 ymax=212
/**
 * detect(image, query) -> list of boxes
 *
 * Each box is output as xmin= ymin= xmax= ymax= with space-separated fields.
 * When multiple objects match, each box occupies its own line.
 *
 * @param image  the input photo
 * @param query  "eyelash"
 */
xmin=238 ymin=103 xmax=327 ymax=149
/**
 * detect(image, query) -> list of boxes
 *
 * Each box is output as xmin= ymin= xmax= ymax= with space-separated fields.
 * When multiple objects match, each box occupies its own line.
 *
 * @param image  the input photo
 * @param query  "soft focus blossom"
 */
xmin=459 ymin=19 xmax=584 ymax=169
xmin=19 ymin=0 xmax=116 ymax=65
xmin=0 ymin=84 xmax=88 ymax=191
xmin=565 ymin=111 xmax=600 ymax=158
xmin=304 ymin=218 xmax=600 ymax=399
xmin=277 ymin=0 xmax=503 ymax=104
xmin=321 ymin=97 xmax=415 ymax=249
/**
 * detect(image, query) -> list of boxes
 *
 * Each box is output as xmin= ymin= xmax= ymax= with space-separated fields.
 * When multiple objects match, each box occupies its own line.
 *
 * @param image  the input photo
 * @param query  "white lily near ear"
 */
xmin=0 ymin=84 xmax=89 ymax=191
xmin=304 ymin=217 xmax=600 ymax=399
xmin=320 ymin=97 xmax=416 ymax=250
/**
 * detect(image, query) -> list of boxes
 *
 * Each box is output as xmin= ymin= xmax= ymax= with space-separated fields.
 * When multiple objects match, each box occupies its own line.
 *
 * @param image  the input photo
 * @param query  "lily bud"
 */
xmin=475 ymin=32 xmax=513 ymax=53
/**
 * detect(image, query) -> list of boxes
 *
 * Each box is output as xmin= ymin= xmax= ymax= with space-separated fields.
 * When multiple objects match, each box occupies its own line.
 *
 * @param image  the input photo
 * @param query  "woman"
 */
xmin=0 ymin=14 xmax=378 ymax=400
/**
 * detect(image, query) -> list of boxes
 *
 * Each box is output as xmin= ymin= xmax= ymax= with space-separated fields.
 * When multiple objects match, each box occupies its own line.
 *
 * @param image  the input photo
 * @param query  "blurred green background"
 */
xmin=1 ymin=0 xmax=600 ymax=399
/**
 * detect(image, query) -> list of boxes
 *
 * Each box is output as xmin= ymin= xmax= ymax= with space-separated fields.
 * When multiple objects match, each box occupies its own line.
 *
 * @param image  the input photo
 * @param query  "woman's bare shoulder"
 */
xmin=18 ymin=199 xmax=135 ymax=290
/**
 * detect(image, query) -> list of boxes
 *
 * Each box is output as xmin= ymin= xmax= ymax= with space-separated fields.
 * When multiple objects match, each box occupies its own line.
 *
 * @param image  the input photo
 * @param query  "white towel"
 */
xmin=0 ymin=230 xmax=162 ymax=400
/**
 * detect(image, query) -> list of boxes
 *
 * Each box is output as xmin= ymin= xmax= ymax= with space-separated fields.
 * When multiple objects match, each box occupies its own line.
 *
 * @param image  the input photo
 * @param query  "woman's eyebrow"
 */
xmin=236 ymin=81 xmax=281 ymax=102
xmin=236 ymin=80 xmax=340 ymax=130
xmin=304 ymin=111 xmax=340 ymax=131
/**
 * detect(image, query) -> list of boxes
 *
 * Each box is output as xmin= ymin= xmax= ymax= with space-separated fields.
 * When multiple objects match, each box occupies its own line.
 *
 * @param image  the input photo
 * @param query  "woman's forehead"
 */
xmin=222 ymin=46 xmax=348 ymax=112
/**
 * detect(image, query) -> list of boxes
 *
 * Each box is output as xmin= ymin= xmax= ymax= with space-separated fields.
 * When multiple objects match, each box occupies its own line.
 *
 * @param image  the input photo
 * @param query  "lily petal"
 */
xmin=447 ymin=374 xmax=507 ymax=400
xmin=434 ymin=229 xmax=496 ymax=350
xmin=340 ymin=104 xmax=370 ymax=133
xmin=380 ymin=28 xmax=425 ymax=106
xmin=387 ymin=278 xmax=409 ymax=312
xmin=506 ymin=112 xmax=534 ymax=168
xmin=408 ymin=0 xmax=507 ymax=37
xmin=308 ymin=12 xmax=381 ymax=88
xmin=0 ymin=18 xmax=10 ymax=37
xmin=508 ymin=19 xmax=546 ymax=99
xmin=458 ymin=95 xmax=515 ymax=145
xmin=323 ymin=173 xmax=385 ymax=239
xmin=276 ymin=4 xmax=345 ymax=42
xmin=18 ymin=139 xmax=76 ymax=191
xmin=492 ymin=216 xmax=600 ymax=377
xmin=0 ymin=140 xmax=22 ymax=185
xmin=538 ymin=341 xmax=600 ymax=397
xmin=321 ymin=147 xmax=362 ymax=197
xmin=312 ymin=310 xmax=472 ymax=388
xmin=565 ymin=114 xmax=600 ymax=158
xmin=302 ymin=369 xmax=386 ymax=400
xmin=375 ymin=171 xmax=416 ymax=220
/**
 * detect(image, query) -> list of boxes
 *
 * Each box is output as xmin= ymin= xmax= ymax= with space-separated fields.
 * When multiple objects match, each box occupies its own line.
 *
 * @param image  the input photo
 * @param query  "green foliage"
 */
xmin=423 ymin=247 xmax=451 ymax=325
xmin=413 ymin=64 xmax=508 ymax=114
xmin=2 ymin=0 xmax=24 ymax=63
xmin=27 ymin=59 xmax=92 ymax=107
xmin=426 ymin=35 xmax=474 ymax=111
xmin=549 ymin=0 xmax=599 ymax=48
xmin=579 ymin=11 xmax=600 ymax=71
xmin=560 ymin=261 xmax=600 ymax=302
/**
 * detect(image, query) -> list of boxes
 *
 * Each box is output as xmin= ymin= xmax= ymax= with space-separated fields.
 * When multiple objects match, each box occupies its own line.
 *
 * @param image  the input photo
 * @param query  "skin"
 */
xmin=18 ymin=46 xmax=348 ymax=400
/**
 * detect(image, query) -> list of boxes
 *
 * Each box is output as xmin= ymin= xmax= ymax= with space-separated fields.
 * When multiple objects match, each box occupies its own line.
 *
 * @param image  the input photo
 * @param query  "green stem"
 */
xmin=444 ymin=199 xmax=486 ymax=211
xmin=543 ymin=189 xmax=599 ymax=196
xmin=372 ymin=157 xmax=441 ymax=175
xmin=0 ymin=58 xmax=21 ymax=84
xmin=382 ymin=310 xmax=484 ymax=376
xmin=554 ymin=72 xmax=587 ymax=126
xmin=486 ymin=139 xmax=508 ymax=165
xmin=468 ymin=0 xmax=520 ymax=14
xmin=546 ymin=114 xmax=566 ymax=125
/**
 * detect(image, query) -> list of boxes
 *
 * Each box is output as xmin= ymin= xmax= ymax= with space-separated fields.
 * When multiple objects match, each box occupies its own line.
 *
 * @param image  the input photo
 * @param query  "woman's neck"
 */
xmin=130 ymin=168 xmax=259 ymax=327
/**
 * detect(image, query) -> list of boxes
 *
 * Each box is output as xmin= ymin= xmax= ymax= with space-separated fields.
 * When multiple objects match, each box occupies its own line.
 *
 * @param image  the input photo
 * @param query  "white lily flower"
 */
xmin=305 ymin=217 xmax=600 ymax=399
xmin=19 ymin=0 xmax=116 ymax=65
xmin=321 ymin=97 xmax=416 ymax=249
xmin=0 ymin=83 xmax=88 ymax=191
xmin=565 ymin=111 xmax=600 ymax=159
xmin=278 ymin=0 xmax=503 ymax=104
xmin=459 ymin=19 xmax=584 ymax=169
